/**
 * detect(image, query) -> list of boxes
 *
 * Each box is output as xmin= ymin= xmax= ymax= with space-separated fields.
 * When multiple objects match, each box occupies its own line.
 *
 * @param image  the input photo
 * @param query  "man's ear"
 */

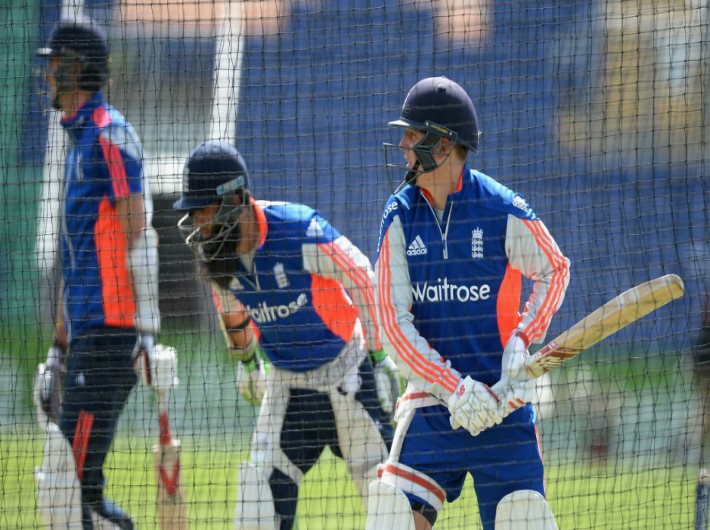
xmin=433 ymin=137 xmax=454 ymax=158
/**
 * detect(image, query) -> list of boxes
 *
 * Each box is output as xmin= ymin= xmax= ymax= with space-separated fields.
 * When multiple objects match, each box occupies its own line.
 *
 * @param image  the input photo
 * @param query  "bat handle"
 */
xmin=156 ymin=388 xmax=173 ymax=446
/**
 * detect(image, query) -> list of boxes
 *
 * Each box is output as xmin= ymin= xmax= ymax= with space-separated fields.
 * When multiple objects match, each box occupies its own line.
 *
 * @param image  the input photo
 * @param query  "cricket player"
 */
xmin=173 ymin=140 xmax=397 ymax=530
xmin=368 ymin=77 xmax=570 ymax=530
xmin=32 ymin=18 xmax=164 ymax=529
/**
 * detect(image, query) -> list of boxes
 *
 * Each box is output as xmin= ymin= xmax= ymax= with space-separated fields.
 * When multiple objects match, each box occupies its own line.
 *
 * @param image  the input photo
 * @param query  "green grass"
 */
xmin=0 ymin=430 xmax=697 ymax=529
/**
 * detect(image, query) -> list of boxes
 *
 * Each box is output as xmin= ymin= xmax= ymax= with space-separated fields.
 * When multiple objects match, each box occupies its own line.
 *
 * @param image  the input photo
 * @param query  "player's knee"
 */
xmin=365 ymin=480 xmax=417 ymax=530
xmin=495 ymin=490 xmax=558 ymax=530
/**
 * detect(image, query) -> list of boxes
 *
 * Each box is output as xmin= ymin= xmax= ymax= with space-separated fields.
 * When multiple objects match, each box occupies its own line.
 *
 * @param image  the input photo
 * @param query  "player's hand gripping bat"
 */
xmin=525 ymin=274 xmax=685 ymax=378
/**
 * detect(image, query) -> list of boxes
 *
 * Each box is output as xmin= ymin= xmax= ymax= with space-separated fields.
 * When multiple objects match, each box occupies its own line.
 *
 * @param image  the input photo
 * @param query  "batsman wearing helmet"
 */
xmin=32 ymin=17 xmax=161 ymax=529
xmin=368 ymin=77 xmax=570 ymax=530
xmin=173 ymin=140 xmax=397 ymax=530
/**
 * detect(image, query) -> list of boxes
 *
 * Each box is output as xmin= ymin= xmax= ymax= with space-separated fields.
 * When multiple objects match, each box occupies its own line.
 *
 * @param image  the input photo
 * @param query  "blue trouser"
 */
xmin=60 ymin=327 xmax=137 ymax=529
xmin=397 ymin=404 xmax=545 ymax=530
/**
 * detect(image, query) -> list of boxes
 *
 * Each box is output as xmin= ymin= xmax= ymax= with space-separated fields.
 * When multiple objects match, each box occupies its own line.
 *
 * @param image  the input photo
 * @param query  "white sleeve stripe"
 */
xmin=519 ymin=221 xmax=563 ymax=340
xmin=320 ymin=242 xmax=379 ymax=342
xmin=521 ymin=219 xmax=569 ymax=341
xmin=323 ymin=242 xmax=374 ymax=308
xmin=524 ymin=223 xmax=566 ymax=341
xmin=377 ymin=229 xmax=459 ymax=392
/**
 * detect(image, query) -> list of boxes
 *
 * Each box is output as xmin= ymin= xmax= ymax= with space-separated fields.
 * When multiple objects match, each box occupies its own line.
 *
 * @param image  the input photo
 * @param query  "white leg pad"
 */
xmin=35 ymin=423 xmax=83 ymax=529
xmin=365 ymin=480 xmax=416 ymax=530
xmin=351 ymin=463 xmax=379 ymax=508
xmin=495 ymin=490 xmax=558 ymax=530
xmin=234 ymin=462 xmax=278 ymax=530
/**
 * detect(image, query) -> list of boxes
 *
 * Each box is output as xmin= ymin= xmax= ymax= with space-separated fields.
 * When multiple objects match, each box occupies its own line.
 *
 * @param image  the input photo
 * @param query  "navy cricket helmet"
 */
xmin=174 ymin=140 xmax=250 ymax=263
xmin=390 ymin=76 xmax=479 ymax=154
xmin=173 ymin=140 xmax=249 ymax=212
xmin=36 ymin=19 xmax=109 ymax=92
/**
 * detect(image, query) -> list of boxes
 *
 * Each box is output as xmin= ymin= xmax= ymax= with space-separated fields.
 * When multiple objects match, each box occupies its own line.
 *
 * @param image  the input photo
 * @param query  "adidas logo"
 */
xmin=306 ymin=218 xmax=324 ymax=238
xmin=229 ymin=276 xmax=245 ymax=292
xmin=407 ymin=235 xmax=428 ymax=256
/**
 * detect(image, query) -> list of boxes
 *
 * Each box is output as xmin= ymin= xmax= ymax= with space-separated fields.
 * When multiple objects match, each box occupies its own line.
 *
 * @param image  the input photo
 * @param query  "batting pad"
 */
xmin=495 ymin=490 xmax=558 ymax=530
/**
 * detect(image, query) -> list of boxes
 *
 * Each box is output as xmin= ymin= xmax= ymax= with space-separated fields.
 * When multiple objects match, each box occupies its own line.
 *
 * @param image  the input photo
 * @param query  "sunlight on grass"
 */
xmin=0 ymin=431 xmax=696 ymax=529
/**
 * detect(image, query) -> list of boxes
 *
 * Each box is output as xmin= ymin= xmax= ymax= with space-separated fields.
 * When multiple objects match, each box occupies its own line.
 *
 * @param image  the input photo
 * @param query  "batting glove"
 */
xmin=132 ymin=339 xmax=179 ymax=390
xmin=238 ymin=346 xmax=269 ymax=405
xmin=369 ymin=348 xmax=401 ymax=416
xmin=33 ymin=342 xmax=66 ymax=429
xmin=446 ymin=376 xmax=503 ymax=436
xmin=494 ymin=378 xmax=537 ymax=419
xmin=492 ymin=332 xmax=536 ymax=419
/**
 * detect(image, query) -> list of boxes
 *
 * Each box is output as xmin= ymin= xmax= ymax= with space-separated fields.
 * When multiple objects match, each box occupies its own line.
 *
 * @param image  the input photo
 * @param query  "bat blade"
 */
xmin=154 ymin=404 xmax=188 ymax=529
xmin=525 ymin=274 xmax=684 ymax=379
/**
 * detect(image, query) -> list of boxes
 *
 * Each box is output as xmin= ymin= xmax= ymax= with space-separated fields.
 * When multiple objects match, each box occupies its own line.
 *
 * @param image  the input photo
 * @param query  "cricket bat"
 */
xmin=154 ymin=387 xmax=188 ymax=530
xmin=525 ymin=273 xmax=685 ymax=379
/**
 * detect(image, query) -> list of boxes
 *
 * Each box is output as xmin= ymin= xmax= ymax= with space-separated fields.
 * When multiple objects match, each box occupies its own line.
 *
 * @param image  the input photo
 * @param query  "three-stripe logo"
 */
xmin=407 ymin=235 xmax=428 ymax=256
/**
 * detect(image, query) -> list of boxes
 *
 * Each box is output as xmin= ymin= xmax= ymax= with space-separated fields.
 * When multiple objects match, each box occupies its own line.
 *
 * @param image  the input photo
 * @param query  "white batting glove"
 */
xmin=446 ymin=376 xmax=503 ymax=436
xmin=492 ymin=332 xmax=536 ymax=419
xmin=501 ymin=332 xmax=529 ymax=382
xmin=494 ymin=379 xmax=537 ymax=418
xmin=132 ymin=339 xmax=179 ymax=390
xmin=33 ymin=344 xmax=66 ymax=429
xmin=369 ymin=348 xmax=401 ymax=415
xmin=44 ymin=344 xmax=65 ymax=371
xmin=238 ymin=351 xmax=269 ymax=405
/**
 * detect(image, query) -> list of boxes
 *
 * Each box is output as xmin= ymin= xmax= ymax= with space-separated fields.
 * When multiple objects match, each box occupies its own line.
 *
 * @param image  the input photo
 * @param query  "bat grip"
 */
xmin=156 ymin=389 xmax=173 ymax=445
xmin=159 ymin=411 xmax=172 ymax=446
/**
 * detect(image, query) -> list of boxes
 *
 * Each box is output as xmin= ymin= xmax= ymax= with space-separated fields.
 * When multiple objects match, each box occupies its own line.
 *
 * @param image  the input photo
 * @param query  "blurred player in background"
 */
xmin=32 ymin=17 xmax=162 ymax=529
xmin=173 ymin=140 xmax=397 ymax=530
xmin=368 ymin=77 xmax=570 ymax=530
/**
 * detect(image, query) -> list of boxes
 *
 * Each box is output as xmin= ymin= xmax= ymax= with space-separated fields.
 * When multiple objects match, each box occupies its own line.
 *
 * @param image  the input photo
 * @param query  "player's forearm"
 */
xmin=379 ymin=314 xmax=460 ymax=400
xmin=306 ymin=239 xmax=382 ymax=350
xmin=211 ymin=283 xmax=257 ymax=359
xmin=117 ymin=193 xmax=148 ymax=244
xmin=376 ymin=223 xmax=459 ymax=399
xmin=220 ymin=312 xmax=257 ymax=358
xmin=117 ymin=193 xmax=161 ymax=333
xmin=127 ymin=227 xmax=161 ymax=334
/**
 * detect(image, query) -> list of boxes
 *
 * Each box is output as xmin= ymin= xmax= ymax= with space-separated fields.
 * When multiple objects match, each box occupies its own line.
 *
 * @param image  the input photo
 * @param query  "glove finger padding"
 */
xmin=493 ymin=333 xmax=534 ymax=420
xmin=494 ymin=379 xmax=537 ymax=419
xmin=33 ymin=364 xmax=55 ymax=429
xmin=501 ymin=333 xmax=529 ymax=383
xmin=152 ymin=344 xmax=179 ymax=390
xmin=33 ymin=345 xmax=66 ymax=429
xmin=132 ymin=340 xmax=179 ymax=390
xmin=447 ymin=376 xmax=503 ymax=436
